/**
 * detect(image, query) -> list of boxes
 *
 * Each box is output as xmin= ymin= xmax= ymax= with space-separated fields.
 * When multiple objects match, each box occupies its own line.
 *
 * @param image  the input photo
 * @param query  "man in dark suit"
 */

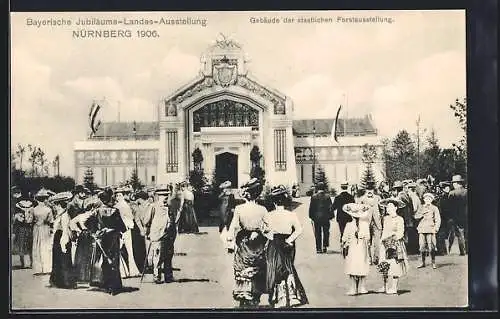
xmin=332 ymin=182 xmax=355 ymax=246
xmin=308 ymin=182 xmax=334 ymax=254
xmin=447 ymin=174 xmax=467 ymax=255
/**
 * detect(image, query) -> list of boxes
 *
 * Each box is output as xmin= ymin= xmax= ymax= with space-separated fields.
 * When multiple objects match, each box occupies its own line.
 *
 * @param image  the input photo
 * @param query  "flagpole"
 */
xmin=344 ymin=94 xmax=348 ymax=184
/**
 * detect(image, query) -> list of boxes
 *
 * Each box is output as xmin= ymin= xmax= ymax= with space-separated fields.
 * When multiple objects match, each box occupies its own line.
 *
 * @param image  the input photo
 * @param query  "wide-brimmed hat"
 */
xmin=98 ymin=187 xmax=114 ymax=204
xmin=402 ymin=179 xmax=413 ymax=185
xmin=392 ymin=181 xmax=404 ymax=189
xmin=379 ymin=198 xmax=406 ymax=209
xmin=49 ymin=191 xmax=73 ymax=204
xmin=16 ymin=200 xmax=33 ymax=210
xmin=219 ymin=181 xmax=232 ymax=189
xmin=422 ymin=193 xmax=435 ymax=201
xmin=241 ymin=178 xmax=259 ymax=189
xmin=35 ymin=188 xmax=51 ymax=200
xmin=154 ymin=185 xmax=171 ymax=196
xmin=270 ymin=185 xmax=288 ymax=197
xmin=115 ymin=185 xmax=133 ymax=194
xmin=11 ymin=186 xmax=21 ymax=193
xmin=450 ymin=174 xmax=465 ymax=183
xmin=407 ymin=182 xmax=417 ymax=188
xmin=342 ymin=203 xmax=370 ymax=219
xmin=135 ymin=190 xmax=149 ymax=200
xmin=439 ymin=181 xmax=451 ymax=188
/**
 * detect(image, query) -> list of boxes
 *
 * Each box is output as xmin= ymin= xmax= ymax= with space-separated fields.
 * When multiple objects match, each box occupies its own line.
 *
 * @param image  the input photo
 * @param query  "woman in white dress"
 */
xmin=341 ymin=203 xmax=371 ymax=295
xmin=263 ymin=185 xmax=308 ymax=308
xmin=32 ymin=188 xmax=54 ymax=275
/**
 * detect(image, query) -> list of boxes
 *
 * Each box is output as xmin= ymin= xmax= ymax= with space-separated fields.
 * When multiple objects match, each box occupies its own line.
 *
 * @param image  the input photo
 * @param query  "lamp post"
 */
xmin=133 ymin=121 xmax=138 ymax=179
xmin=312 ymin=120 xmax=316 ymax=186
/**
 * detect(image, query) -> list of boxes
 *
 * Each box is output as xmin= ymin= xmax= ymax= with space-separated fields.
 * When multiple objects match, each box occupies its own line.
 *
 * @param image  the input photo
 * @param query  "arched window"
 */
xmin=193 ymin=100 xmax=259 ymax=132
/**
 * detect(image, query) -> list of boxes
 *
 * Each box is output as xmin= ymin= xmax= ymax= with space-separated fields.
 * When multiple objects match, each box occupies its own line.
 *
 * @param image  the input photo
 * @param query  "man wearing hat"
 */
xmin=218 ymin=181 xmax=236 ymax=233
xmin=145 ymin=186 xmax=178 ymax=283
xmin=436 ymin=181 xmax=452 ymax=255
xmin=308 ymin=182 xmax=334 ymax=254
xmin=358 ymin=184 xmax=383 ymax=265
xmin=332 ymin=182 xmax=355 ymax=249
xmin=414 ymin=192 xmax=441 ymax=269
xmin=393 ymin=181 xmax=419 ymax=255
xmin=447 ymin=174 xmax=467 ymax=255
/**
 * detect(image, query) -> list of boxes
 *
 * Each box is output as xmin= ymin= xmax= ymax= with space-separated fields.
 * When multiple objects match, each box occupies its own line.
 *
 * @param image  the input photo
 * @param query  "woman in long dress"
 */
xmin=68 ymin=185 xmax=96 ymax=283
xmin=32 ymin=188 xmax=54 ymax=275
xmin=341 ymin=203 xmax=371 ymax=295
xmin=12 ymin=198 xmax=34 ymax=269
xmin=263 ymin=186 xmax=308 ymax=308
xmin=49 ymin=192 xmax=77 ymax=289
xmin=89 ymin=188 xmax=127 ymax=295
xmin=178 ymin=184 xmax=199 ymax=234
xmin=227 ymin=178 xmax=269 ymax=308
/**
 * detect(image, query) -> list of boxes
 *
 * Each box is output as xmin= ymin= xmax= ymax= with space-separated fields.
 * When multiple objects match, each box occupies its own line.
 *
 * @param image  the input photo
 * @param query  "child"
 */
xmin=341 ymin=203 xmax=371 ymax=295
xmin=414 ymin=193 xmax=441 ymax=269
xmin=378 ymin=198 xmax=409 ymax=294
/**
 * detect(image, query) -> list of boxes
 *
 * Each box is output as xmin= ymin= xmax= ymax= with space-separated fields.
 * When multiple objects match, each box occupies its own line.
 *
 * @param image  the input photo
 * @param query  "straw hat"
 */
xmin=451 ymin=175 xmax=465 ymax=183
xmin=154 ymin=185 xmax=171 ymax=196
xmin=49 ymin=191 xmax=73 ymax=204
xmin=379 ymin=198 xmax=406 ymax=209
xmin=219 ymin=181 xmax=232 ymax=189
xmin=16 ymin=200 xmax=33 ymax=210
xmin=422 ymin=193 xmax=435 ymax=201
xmin=342 ymin=203 xmax=370 ymax=219
xmin=35 ymin=188 xmax=51 ymax=200
xmin=392 ymin=181 xmax=404 ymax=189
xmin=270 ymin=185 xmax=288 ymax=197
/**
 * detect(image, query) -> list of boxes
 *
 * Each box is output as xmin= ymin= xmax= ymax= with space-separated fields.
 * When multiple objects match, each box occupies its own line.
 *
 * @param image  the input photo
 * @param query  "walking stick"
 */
xmin=140 ymin=239 xmax=152 ymax=284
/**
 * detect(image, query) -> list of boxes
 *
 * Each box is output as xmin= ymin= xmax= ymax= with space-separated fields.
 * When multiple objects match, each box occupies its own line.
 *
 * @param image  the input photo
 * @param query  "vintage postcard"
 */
xmin=10 ymin=10 xmax=467 ymax=309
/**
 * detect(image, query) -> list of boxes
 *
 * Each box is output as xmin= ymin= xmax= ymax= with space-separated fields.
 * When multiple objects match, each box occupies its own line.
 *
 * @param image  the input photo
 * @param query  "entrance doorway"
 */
xmin=215 ymin=152 xmax=238 ymax=187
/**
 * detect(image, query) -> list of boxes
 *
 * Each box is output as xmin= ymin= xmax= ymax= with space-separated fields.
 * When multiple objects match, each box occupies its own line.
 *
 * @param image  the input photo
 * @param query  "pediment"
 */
xmin=164 ymin=74 xmax=287 ymax=115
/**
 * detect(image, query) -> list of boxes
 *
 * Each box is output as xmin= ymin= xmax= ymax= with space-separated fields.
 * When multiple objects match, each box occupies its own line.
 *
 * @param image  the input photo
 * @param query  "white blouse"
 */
xmin=263 ymin=206 xmax=303 ymax=243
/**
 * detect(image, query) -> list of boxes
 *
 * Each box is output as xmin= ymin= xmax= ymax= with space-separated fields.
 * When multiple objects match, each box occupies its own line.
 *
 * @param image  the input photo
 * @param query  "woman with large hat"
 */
xmin=341 ymin=203 xmax=371 ymax=295
xmin=12 ymin=197 xmax=34 ymax=269
xmin=31 ymin=188 xmax=54 ymax=274
xmin=263 ymin=185 xmax=308 ymax=308
xmin=177 ymin=183 xmax=199 ymax=234
xmin=89 ymin=187 xmax=128 ymax=295
xmin=378 ymin=198 xmax=409 ymax=294
xmin=226 ymin=178 xmax=269 ymax=308
xmin=218 ymin=181 xmax=236 ymax=233
xmin=48 ymin=192 xmax=77 ymax=289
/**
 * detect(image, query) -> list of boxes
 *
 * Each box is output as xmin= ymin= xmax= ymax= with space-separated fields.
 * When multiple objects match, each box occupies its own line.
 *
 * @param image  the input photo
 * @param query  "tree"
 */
xmin=83 ymin=167 xmax=96 ymax=192
xmin=15 ymin=143 xmax=26 ymax=172
xmin=28 ymin=144 xmax=38 ymax=177
xmin=189 ymin=169 xmax=207 ymax=192
xmin=385 ymin=130 xmax=418 ymax=182
xmin=421 ymin=129 xmax=441 ymax=178
xmin=249 ymin=145 xmax=265 ymax=182
xmin=360 ymin=143 xmax=378 ymax=189
xmin=129 ymin=169 xmax=143 ymax=191
xmin=36 ymin=147 xmax=48 ymax=177
xmin=192 ymin=147 xmax=204 ymax=171
xmin=314 ymin=165 xmax=329 ymax=190
xmin=450 ymin=97 xmax=467 ymax=173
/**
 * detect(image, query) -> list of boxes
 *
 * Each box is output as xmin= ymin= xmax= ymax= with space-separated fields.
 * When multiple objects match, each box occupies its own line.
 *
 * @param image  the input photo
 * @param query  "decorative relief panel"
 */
xmin=75 ymin=150 xmax=158 ymax=166
xmin=294 ymin=146 xmax=364 ymax=163
xmin=193 ymin=100 xmax=259 ymax=132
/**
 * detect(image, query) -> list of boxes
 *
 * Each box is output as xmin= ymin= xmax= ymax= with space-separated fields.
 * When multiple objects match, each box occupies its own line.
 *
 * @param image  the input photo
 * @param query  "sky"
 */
xmin=10 ymin=10 xmax=466 ymax=177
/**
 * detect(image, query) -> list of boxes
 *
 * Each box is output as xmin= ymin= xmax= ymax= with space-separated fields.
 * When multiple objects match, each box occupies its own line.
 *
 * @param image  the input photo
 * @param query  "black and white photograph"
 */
xmin=10 ymin=10 xmax=468 ymax=309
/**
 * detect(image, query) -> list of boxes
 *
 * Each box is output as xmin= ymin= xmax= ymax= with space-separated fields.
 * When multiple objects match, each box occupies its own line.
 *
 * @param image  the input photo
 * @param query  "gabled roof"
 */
xmin=292 ymin=116 xmax=377 ymax=135
xmin=91 ymin=121 xmax=159 ymax=139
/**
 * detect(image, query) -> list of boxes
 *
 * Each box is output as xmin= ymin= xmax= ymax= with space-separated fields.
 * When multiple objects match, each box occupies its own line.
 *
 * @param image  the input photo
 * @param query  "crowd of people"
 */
xmin=308 ymin=174 xmax=468 ymax=295
xmin=11 ymin=172 xmax=467 ymax=307
xmin=11 ymin=181 xmax=201 ymax=295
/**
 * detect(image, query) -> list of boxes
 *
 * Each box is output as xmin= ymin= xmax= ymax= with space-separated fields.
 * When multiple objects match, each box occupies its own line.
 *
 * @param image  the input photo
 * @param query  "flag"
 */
xmin=332 ymin=105 xmax=342 ymax=143
xmin=89 ymin=102 xmax=101 ymax=134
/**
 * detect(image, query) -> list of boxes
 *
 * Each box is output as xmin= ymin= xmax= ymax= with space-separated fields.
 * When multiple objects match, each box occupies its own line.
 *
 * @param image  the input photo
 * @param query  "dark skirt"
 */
xmin=266 ymin=234 xmax=308 ymax=308
xmin=49 ymin=230 xmax=77 ymax=289
xmin=74 ymin=230 xmax=94 ymax=282
xmin=131 ymin=223 xmax=146 ymax=273
xmin=12 ymin=222 xmax=32 ymax=255
xmin=89 ymin=231 xmax=123 ymax=294
xmin=233 ymin=229 xmax=268 ymax=304
xmin=178 ymin=201 xmax=199 ymax=234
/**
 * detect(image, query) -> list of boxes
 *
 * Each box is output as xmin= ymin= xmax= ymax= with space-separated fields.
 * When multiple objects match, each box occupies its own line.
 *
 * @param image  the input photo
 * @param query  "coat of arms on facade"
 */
xmin=213 ymin=55 xmax=238 ymax=87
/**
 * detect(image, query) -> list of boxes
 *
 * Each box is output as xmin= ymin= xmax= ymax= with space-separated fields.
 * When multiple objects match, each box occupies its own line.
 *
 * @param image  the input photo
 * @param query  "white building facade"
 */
xmin=74 ymin=39 xmax=384 ymax=190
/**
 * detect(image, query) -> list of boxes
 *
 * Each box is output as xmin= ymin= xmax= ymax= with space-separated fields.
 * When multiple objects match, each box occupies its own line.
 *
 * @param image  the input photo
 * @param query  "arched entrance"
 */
xmin=215 ymin=152 xmax=238 ymax=187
